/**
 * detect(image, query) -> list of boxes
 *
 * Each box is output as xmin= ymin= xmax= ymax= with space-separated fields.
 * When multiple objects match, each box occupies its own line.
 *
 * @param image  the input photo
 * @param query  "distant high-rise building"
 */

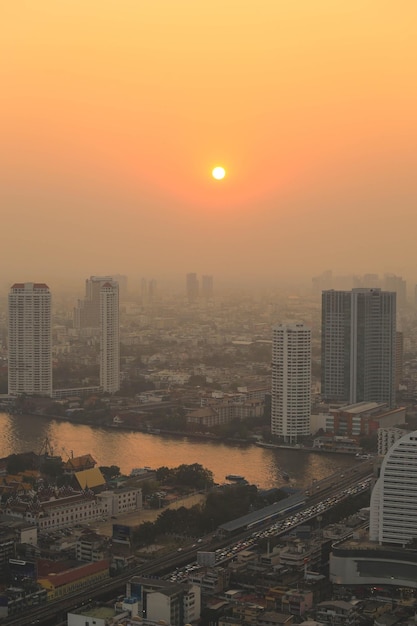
xmin=112 ymin=274 xmax=128 ymax=298
xmin=74 ymin=275 xmax=114 ymax=329
xmin=201 ymin=275 xmax=214 ymax=299
xmin=271 ymin=323 xmax=311 ymax=442
xmin=140 ymin=278 xmax=148 ymax=300
xmin=362 ymin=273 xmax=380 ymax=288
xmin=353 ymin=273 xmax=380 ymax=289
xmin=148 ymin=279 xmax=157 ymax=300
xmin=100 ymin=281 xmax=120 ymax=393
xmin=384 ymin=274 xmax=406 ymax=308
xmin=370 ymin=431 xmax=417 ymax=546
xmin=8 ymin=282 xmax=52 ymax=396
xmin=186 ymin=273 xmax=199 ymax=302
xmin=312 ymin=270 xmax=333 ymax=295
xmin=141 ymin=278 xmax=157 ymax=302
xmin=321 ymin=288 xmax=396 ymax=407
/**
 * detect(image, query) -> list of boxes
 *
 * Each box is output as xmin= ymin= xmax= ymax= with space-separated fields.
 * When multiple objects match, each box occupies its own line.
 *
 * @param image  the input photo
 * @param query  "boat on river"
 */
xmin=255 ymin=441 xmax=279 ymax=449
xmin=225 ymin=474 xmax=246 ymax=482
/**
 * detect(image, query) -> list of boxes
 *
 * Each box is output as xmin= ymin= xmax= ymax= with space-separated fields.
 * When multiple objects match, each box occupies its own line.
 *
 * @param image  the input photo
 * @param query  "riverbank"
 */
xmin=254 ymin=441 xmax=362 ymax=456
xmin=14 ymin=410 xmax=257 ymax=446
xmin=0 ymin=411 xmax=359 ymax=488
xmin=16 ymin=411 xmax=363 ymax=455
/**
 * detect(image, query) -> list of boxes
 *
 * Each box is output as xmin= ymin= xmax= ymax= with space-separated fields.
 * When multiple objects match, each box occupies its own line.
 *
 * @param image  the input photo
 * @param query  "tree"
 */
xmin=187 ymin=375 xmax=207 ymax=387
xmin=132 ymin=521 xmax=157 ymax=547
xmin=156 ymin=466 xmax=175 ymax=484
xmin=175 ymin=463 xmax=214 ymax=490
xmin=44 ymin=402 xmax=66 ymax=417
xmin=138 ymin=479 xmax=159 ymax=497
xmin=99 ymin=465 xmax=120 ymax=481
xmin=6 ymin=454 xmax=30 ymax=475
xmin=41 ymin=458 xmax=64 ymax=482
xmin=202 ymin=483 xmax=258 ymax=529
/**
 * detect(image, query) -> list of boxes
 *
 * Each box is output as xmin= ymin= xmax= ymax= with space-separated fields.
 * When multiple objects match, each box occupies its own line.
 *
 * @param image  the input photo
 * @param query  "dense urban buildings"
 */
xmin=100 ymin=281 xmax=120 ymax=393
xmin=271 ymin=323 xmax=311 ymax=442
xmin=323 ymin=402 xmax=405 ymax=438
xmin=8 ymin=282 xmax=52 ymax=396
xmin=321 ymin=288 xmax=396 ymax=407
xmin=312 ymin=271 xmax=407 ymax=306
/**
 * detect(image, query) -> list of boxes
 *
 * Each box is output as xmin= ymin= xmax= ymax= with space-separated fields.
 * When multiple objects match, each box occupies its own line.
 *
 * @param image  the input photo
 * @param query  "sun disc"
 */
xmin=212 ymin=166 xmax=226 ymax=180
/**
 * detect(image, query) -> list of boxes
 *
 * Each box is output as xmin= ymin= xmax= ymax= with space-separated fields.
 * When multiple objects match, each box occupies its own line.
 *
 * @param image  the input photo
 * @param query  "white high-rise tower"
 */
xmin=100 ymin=281 xmax=120 ymax=393
xmin=271 ymin=323 xmax=311 ymax=442
xmin=370 ymin=431 xmax=417 ymax=546
xmin=8 ymin=282 xmax=52 ymax=396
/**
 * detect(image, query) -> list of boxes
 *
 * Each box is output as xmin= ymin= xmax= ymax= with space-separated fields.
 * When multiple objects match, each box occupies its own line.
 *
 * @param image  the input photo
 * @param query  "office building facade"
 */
xmin=271 ymin=323 xmax=311 ymax=442
xmin=321 ymin=288 xmax=396 ymax=407
xmin=8 ymin=282 xmax=52 ymax=396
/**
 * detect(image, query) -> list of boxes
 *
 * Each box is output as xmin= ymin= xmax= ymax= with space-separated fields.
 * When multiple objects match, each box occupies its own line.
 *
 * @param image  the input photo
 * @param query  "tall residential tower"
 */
xmin=100 ymin=281 xmax=120 ymax=393
xmin=271 ymin=323 xmax=311 ymax=442
xmin=321 ymin=288 xmax=396 ymax=407
xmin=8 ymin=282 xmax=52 ymax=396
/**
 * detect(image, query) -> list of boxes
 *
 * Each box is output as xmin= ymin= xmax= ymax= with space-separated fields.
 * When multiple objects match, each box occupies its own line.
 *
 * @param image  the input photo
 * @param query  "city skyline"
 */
xmin=1 ymin=2 xmax=417 ymax=286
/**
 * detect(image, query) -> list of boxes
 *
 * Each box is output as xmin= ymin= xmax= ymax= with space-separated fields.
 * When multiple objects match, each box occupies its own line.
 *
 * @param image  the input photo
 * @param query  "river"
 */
xmin=0 ymin=412 xmax=357 ymax=490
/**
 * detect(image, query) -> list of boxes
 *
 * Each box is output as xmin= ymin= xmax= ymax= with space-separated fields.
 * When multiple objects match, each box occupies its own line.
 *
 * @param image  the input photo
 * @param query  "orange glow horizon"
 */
xmin=1 ymin=1 xmax=417 ymax=283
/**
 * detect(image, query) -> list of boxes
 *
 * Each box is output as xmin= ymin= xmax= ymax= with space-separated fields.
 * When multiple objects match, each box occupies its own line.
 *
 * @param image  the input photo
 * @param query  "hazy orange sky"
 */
xmin=1 ymin=1 xmax=417 ymax=290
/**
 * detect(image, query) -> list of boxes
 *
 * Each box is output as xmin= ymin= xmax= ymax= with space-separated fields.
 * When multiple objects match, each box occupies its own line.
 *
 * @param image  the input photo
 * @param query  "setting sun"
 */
xmin=212 ymin=166 xmax=226 ymax=180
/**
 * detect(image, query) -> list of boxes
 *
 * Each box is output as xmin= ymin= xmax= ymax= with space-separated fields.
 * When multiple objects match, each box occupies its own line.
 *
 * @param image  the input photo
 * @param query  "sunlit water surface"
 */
xmin=0 ymin=412 xmax=356 ymax=489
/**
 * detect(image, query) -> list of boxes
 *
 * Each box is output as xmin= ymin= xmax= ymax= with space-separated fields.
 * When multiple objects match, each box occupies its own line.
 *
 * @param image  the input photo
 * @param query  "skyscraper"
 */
xmin=201 ymin=275 xmax=214 ymax=300
xmin=100 ymin=281 xmax=120 ymax=393
xmin=271 ymin=323 xmax=311 ymax=442
xmin=384 ymin=273 xmax=406 ymax=308
xmin=186 ymin=273 xmax=199 ymax=302
xmin=8 ymin=282 xmax=52 ymax=396
xmin=74 ymin=275 xmax=114 ymax=329
xmin=321 ymin=288 xmax=396 ymax=407
xmin=370 ymin=431 xmax=417 ymax=546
